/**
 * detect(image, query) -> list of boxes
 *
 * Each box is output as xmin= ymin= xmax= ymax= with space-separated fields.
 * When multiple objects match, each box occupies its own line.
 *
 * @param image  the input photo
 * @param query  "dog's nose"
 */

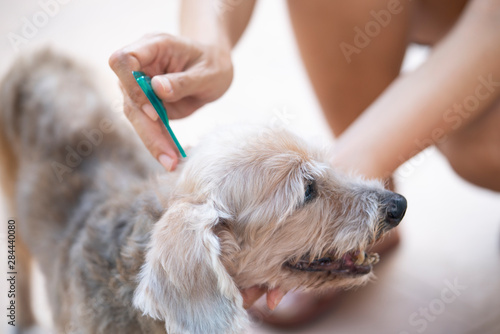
xmin=384 ymin=194 xmax=407 ymax=227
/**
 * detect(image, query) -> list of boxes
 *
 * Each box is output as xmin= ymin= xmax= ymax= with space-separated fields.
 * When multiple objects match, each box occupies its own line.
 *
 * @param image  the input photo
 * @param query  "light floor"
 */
xmin=1 ymin=1 xmax=499 ymax=333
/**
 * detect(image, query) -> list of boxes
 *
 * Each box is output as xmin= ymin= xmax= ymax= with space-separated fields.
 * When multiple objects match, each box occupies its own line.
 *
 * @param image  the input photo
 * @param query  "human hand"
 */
xmin=240 ymin=286 xmax=286 ymax=310
xmin=109 ymin=33 xmax=233 ymax=171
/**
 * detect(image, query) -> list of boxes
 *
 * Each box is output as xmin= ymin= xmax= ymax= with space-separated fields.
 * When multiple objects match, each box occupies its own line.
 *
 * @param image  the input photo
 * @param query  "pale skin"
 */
xmin=110 ymin=0 xmax=500 ymax=311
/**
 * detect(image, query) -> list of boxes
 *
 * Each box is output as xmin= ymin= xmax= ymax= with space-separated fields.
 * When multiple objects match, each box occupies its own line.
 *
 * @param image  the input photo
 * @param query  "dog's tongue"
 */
xmin=341 ymin=252 xmax=355 ymax=266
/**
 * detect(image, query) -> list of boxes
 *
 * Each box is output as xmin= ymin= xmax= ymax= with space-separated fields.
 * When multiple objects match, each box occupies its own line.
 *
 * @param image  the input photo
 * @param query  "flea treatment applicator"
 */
xmin=132 ymin=71 xmax=186 ymax=158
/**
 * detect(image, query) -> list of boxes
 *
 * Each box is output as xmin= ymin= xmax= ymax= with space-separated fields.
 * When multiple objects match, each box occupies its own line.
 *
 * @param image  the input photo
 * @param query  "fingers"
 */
xmin=109 ymin=44 xmax=147 ymax=112
xmin=123 ymin=94 xmax=179 ymax=171
xmin=110 ymin=34 xmax=195 ymax=168
xmin=151 ymin=70 xmax=204 ymax=103
xmin=241 ymin=286 xmax=266 ymax=309
xmin=110 ymin=33 xmax=197 ymax=110
xmin=266 ymin=287 xmax=286 ymax=311
xmin=240 ymin=286 xmax=287 ymax=310
xmin=110 ymin=33 xmax=232 ymax=166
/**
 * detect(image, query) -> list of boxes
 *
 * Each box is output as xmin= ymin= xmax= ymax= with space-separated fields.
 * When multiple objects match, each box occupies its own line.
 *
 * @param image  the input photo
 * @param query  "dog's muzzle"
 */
xmin=383 ymin=193 xmax=407 ymax=228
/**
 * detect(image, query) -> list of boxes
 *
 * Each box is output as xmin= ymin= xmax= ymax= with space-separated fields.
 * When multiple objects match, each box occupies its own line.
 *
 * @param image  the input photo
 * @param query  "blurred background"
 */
xmin=1 ymin=0 xmax=499 ymax=333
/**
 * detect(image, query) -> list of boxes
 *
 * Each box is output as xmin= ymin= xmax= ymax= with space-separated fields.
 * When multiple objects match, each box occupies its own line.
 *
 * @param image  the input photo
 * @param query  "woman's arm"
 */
xmin=180 ymin=0 xmax=256 ymax=47
xmin=330 ymin=0 xmax=500 ymax=178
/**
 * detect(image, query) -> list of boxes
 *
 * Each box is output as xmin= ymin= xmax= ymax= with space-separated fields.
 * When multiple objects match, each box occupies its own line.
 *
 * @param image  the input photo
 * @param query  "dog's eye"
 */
xmin=304 ymin=180 xmax=316 ymax=203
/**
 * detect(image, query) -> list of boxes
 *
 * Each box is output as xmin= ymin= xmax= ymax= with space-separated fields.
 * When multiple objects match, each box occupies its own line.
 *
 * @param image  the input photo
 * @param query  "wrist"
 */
xmin=329 ymin=142 xmax=393 ymax=180
xmin=197 ymin=40 xmax=233 ymax=74
xmin=180 ymin=6 xmax=233 ymax=53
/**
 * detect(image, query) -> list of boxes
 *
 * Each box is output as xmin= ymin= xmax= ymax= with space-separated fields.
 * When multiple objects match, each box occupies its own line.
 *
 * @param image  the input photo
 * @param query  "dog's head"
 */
xmin=134 ymin=127 xmax=406 ymax=333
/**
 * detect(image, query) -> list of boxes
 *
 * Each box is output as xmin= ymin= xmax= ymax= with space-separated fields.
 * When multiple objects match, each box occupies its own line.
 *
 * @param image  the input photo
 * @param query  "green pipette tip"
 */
xmin=132 ymin=71 xmax=186 ymax=158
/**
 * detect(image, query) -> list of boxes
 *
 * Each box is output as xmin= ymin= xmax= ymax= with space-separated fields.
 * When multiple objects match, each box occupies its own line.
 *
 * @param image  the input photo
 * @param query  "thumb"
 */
xmin=151 ymin=70 xmax=203 ymax=103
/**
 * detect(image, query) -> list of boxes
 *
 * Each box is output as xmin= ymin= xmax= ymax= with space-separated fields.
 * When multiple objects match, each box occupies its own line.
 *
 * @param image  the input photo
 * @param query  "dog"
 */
xmin=0 ymin=49 xmax=406 ymax=334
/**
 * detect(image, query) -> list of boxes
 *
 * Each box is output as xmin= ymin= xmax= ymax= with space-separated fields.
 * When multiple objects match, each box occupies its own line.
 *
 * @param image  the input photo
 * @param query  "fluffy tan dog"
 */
xmin=0 ymin=49 xmax=406 ymax=334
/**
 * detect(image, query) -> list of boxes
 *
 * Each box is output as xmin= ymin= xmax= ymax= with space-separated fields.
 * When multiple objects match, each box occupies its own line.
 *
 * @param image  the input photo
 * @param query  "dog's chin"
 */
xmin=284 ymin=250 xmax=379 ymax=278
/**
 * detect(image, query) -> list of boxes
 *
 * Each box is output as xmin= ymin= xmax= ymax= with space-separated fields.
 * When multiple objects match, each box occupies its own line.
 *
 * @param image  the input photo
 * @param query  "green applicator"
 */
xmin=132 ymin=71 xmax=186 ymax=158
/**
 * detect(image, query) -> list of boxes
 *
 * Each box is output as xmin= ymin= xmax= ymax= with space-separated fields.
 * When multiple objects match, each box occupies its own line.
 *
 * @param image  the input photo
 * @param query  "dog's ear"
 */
xmin=133 ymin=200 xmax=248 ymax=334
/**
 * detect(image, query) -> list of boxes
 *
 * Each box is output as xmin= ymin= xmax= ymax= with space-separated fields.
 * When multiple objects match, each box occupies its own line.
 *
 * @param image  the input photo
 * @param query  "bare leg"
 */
xmin=438 ymin=97 xmax=500 ymax=191
xmin=287 ymin=0 xmax=411 ymax=136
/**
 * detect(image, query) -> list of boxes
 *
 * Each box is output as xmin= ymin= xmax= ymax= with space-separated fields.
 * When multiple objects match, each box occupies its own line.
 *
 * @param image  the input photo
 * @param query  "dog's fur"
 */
xmin=0 ymin=50 xmax=403 ymax=334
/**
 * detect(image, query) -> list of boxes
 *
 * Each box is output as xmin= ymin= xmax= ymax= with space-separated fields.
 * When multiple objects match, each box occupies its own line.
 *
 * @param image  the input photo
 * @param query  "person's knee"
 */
xmin=438 ymin=136 xmax=500 ymax=190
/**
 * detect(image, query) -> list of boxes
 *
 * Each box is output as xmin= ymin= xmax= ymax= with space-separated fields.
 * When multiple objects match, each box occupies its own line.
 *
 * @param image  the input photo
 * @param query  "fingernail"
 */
xmin=158 ymin=154 xmax=173 ymax=171
xmin=142 ymin=104 xmax=158 ymax=121
xmin=157 ymin=77 xmax=173 ymax=95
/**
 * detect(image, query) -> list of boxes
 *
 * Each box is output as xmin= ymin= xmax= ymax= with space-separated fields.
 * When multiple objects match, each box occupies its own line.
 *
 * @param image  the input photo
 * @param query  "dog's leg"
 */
xmin=0 ymin=49 xmax=120 ymax=333
xmin=1 ymin=48 xmax=162 ymax=333
xmin=16 ymin=236 xmax=36 ymax=331
xmin=0 ymin=96 xmax=36 ymax=332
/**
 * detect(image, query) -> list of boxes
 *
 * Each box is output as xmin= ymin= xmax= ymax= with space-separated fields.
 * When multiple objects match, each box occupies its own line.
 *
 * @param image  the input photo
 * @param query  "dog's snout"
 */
xmin=384 ymin=194 xmax=407 ymax=227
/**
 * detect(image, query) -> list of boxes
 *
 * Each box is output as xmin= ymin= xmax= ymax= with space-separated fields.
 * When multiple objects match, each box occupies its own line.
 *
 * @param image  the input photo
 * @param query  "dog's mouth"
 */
xmin=285 ymin=251 xmax=379 ymax=276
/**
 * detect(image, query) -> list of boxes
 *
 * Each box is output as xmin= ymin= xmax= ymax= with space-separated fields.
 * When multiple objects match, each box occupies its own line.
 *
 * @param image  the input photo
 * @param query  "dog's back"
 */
xmin=0 ymin=49 xmax=168 ymax=333
xmin=0 ymin=49 xmax=147 ymax=248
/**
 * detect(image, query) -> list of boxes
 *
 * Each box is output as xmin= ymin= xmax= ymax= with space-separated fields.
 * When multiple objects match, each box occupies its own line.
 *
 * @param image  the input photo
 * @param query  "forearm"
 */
xmin=180 ymin=0 xmax=257 ymax=49
xmin=331 ymin=0 xmax=500 ymax=178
